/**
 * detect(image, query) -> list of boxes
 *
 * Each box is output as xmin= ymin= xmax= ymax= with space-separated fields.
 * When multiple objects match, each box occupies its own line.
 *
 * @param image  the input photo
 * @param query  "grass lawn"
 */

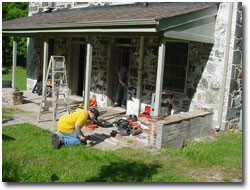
xmin=2 ymin=123 xmax=242 ymax=182
xmin=2 ymin=66 xmax=26 ymax=90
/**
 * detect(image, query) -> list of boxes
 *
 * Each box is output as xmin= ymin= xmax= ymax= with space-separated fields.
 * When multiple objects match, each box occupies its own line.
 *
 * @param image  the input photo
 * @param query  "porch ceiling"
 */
xmin=2 ymin=2 xmax=218 ymax=43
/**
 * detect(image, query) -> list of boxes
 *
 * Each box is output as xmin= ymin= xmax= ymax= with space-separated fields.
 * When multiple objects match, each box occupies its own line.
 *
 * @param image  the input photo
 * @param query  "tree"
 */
xmin=2 ymin=2 xmax=29 ymax=67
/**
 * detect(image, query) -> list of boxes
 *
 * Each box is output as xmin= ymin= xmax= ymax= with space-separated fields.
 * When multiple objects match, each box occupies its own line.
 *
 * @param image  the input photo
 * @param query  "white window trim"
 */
xmin=72 ymin=2 xmax=90 ymax=8
xmin=110 ymin=2 xmax=135 ymax=6
xmin=40 ymin=2 xmax=57 ymax=11
xmin=164 ymin=39 xmax=190 ymax=95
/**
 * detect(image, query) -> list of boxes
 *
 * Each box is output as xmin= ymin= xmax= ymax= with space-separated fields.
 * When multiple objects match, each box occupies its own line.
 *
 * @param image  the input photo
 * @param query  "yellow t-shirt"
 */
xmin=57 ymin=109 xmax=88 ymax=133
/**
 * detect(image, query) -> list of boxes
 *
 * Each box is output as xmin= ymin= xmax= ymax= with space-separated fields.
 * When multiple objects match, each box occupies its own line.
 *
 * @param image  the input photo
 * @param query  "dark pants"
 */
xmin=114 ymin=83 xmax=127 ymax=106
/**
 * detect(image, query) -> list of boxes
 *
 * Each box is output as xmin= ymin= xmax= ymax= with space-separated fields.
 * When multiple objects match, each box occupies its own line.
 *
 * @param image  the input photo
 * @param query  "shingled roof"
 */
xmin=2 ymin=2 xmax=218 ymax=31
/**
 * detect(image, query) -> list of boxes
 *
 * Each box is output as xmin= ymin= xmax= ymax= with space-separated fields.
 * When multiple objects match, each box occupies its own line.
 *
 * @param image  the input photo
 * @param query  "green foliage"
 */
xmin=2 ymin=2 xmax=29 ymax=67
xmin=2 ymin=66 xmax=26 ymax=90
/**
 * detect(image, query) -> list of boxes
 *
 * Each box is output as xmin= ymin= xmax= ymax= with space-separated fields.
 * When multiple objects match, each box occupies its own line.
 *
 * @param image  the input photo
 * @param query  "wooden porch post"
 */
xmin=12 ymin=36 xmax=17 ymax=91
xmin=84 ymin=37 xmax=93 ymax=110
xmin=154 ymin=38 xmax=166 ymax=117
xmin=136 ymin=36 xmax=145 ymax=115
xmin=42 ymin=39 xmax=49 ymax=106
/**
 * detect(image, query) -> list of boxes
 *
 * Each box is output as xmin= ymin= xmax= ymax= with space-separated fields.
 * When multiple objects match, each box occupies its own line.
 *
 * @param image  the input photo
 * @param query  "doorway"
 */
xmin=107 ymin=43 xmax=131 ymax=106
xmin=70 ymin=39 xmax=86 ymax=96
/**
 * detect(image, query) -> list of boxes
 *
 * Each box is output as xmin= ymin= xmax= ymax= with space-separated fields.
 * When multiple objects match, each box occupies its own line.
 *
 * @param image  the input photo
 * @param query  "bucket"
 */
xmin=145 ymin=106 xmax=151 ymax=114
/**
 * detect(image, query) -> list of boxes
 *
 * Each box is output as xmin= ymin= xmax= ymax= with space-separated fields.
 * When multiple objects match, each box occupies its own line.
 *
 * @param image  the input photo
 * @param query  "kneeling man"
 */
xmin=51 ymin=108 xmax=99 ymax=149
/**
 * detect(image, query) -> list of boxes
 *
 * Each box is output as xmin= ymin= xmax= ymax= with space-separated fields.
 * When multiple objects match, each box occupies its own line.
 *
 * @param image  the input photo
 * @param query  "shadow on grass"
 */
xmin=2 ymin=160 xmax=31 ymax=182
xmin=2 ymin=134 xmax=16 ymax=141
xmin=2 ymin=161 xmax=20 ymax=182
xmin=51 ymin=173 xmax=60 ymax=182
xmin=85 ymin=160 xmax=160 ymax=182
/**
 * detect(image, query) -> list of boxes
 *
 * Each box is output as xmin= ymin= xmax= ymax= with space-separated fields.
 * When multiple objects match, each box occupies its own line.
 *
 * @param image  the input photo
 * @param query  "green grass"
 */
xmin=2 ymin=66 xmax=26 ymax=90
xmin=162 ymin=132 xmax=242 ymax=181
xmin=2 ymin=123 xmax=242 ymax=182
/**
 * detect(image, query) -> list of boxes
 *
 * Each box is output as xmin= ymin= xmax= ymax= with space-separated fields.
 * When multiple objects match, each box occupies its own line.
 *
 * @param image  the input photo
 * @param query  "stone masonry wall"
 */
xmin=223 ymin=3 xmax=243 ymax=129
xmin=127 ymin=36 xmax=159 ymax=114
xmin=26 ymin=36 xmax=71 ymax=90
xmin=90 ymin=35 xmax=110 ymax=106
xmin=54 ymin=36 xmax=71 ymax=85
xmin=26 ymin=3 xmax=242 ymax=130
xmin=26 ymin=37 xmax=43 ymax=90
xmin=189 ymin=3 xmax=242 ymax=130
xmin=148 ymin=111 xmax=213 ymax=149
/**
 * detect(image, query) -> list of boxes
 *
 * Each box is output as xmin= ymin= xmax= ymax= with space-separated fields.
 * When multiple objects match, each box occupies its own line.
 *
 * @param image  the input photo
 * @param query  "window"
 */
xmin=73 ymin=2 xmax=89 ymax=8
xmin=111 ymin=2 xmax=135 ymax=6
xmin=163 ymin=42 xmax=189 ymax=93
xmin=48 ymin=38 xmax=54 ymax=62
xmin=41 ymin=2 xmax=57 ymax=9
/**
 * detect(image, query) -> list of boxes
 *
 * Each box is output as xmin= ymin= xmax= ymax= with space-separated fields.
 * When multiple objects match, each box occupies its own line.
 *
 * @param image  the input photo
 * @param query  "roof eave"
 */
xmin=2 ymin=18 xmax=159 ymax=33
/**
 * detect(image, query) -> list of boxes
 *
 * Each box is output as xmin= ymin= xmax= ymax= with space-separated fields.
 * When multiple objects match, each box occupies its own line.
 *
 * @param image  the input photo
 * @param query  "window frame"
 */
xmin=72 ymin=2 xmax=90 ymax=8
xmin=163 ymin=39 xmax=190 ymax=95
xmin=110 ymin=2 xmax=135 ymax=6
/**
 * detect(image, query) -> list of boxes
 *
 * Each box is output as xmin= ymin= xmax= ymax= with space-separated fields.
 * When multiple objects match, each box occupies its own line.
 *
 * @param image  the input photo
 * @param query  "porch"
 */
xmin=3 ymin=2 xmax=221 ymax=148
xmin=2 ymin=90 xmax=213 ymax=149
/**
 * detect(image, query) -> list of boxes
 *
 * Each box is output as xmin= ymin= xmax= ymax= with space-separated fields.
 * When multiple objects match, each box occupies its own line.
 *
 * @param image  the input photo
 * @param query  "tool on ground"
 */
xmin=93 ymin=118 xmax=113 ymax=128
xmin=112 ymin=115 xmax=141 ymax=136
xmin=131 ymin=128 xmax=143 ymax=136
xmin=139 ymin=106 xmax=151 ymax=118
xmin=37 ymin=56 xmax=70 ymax=130
xmin=78 ymin=97 xmax=97 ymax=109
xmin=86 ymin=124 xmax=98 ymax=130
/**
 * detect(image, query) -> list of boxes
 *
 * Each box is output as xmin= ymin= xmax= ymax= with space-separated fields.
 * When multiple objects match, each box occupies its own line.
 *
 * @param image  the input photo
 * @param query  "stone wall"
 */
xmin=148 ymin=111 xmax=213 ymax=149
xmin=223 ymin=3 xmax=243 ymax=129
xmin=90 ymin=35 xmax=110 ymax=106
xmin=2 ymin=88 xmax=24 ymax=105
xmin=188 ymin=3 xmax=243 ymax=130
xmin=127 ymin=36 xmax=159 ymax=114
xmin=26 ymin=2 xmax=242 ymax=130
xmin=54 ymin=36 xmax=71 ymax=85
xmin=26 ymin=37 xmax=43 ymax=90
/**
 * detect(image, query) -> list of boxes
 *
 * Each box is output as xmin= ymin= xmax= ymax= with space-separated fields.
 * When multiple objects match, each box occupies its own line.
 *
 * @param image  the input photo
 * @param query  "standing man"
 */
xmin=113 ymin=65 xmax=128 ymax=109
xmin=51 ymin=108 xmax=99 ymax=149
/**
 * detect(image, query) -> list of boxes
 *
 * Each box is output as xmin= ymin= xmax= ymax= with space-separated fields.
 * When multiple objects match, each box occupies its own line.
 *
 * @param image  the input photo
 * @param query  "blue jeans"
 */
xmin=114 ymin=83 xmax=127 ymax=106
xmin=60 ymin=131 xmax=81 ymax=147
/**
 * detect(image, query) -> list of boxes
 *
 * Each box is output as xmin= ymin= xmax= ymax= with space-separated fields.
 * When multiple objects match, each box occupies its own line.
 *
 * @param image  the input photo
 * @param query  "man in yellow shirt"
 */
xmin=51 ymin=108 xmax=99 ymax=149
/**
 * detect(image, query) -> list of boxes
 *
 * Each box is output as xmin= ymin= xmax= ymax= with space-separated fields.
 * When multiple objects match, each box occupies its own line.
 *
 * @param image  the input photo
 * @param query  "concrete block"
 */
xmin=165 ymin=136 xmax=185 ymax=148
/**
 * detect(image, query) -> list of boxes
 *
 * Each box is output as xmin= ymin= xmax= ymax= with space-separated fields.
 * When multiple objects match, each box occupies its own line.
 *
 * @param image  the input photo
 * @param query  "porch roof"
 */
xmin=2 ymin=2 xmax=218 ymax=43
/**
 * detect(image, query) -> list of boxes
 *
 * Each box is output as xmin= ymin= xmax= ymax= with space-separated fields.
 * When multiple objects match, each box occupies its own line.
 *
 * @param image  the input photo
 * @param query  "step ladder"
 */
xmin=37 ymin=56 xmax=70 ymax=130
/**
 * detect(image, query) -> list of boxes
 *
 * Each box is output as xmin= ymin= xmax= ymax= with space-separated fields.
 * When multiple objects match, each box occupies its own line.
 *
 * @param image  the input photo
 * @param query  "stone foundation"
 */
xmin=2 ymin=88 xmax=24 ymax=105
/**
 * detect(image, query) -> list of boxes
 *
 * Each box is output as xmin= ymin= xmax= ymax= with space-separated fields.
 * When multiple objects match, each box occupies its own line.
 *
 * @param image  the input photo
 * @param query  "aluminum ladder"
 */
xmin=37 ymin=56 xmax=70 ymax=130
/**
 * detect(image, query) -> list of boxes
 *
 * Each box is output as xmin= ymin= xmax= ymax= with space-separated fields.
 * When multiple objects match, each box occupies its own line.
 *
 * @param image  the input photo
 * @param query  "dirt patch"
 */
xmin=2 ymin=104 xmax=29 ymax=114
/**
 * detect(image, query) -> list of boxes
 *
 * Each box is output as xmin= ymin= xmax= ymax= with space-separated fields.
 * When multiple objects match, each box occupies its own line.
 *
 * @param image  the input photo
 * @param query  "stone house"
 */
xmin=2 ymin=2 xmax=242 ymax=135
